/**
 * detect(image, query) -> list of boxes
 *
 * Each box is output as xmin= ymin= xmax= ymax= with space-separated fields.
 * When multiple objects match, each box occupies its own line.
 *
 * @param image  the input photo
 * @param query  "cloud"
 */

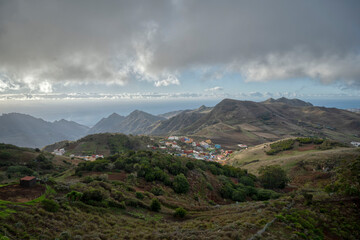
xmin=205 ymin=86 xmax=223 ymax=92
xmin=0 ymin=0 xmax=360 ymax=93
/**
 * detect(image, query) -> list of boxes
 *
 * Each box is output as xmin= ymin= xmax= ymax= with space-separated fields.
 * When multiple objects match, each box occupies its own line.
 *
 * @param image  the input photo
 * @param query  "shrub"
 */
xmin=111 ymin=191 xmax=125 ymax=201
xmin=150 ymin=198 xmax=161 ymax=212
xmin=266 ymin=139 xmax=295 ymax=155
xmin=174 ymin=207 xmax=187 ymax=218
xmin=186 ymin=161 xmax=195 ymax=170
xmin=258 ymin=165 xmax=289 ymax=189
xmin=231 ymin=189 xmax=246 ymax=202
xmin=42 ymin=199 xmax=59 ymax=212
xmin=239 ymin=176 xmax=255 ymax=187
xmin=220 ymin=183 xmax=234 ymax=199
xmin=172 ymin=173 xmax=190 ymax=194
xmin=108 ymin=200 xmax=126 ymax=209
xmin=125 ymin=198 xmax=140 ymax=208
xmin=66 ymin=191 xmax=83 ymax=201
xmin=135 ymin=192 xmax=145 ymax=200
xmin=151 ymin=186 xmax=164 ymax=196
xmin=81 ymin=189 xmax=105 ymax=203
xmin=82 ymin=176 xmax=94 ymax=183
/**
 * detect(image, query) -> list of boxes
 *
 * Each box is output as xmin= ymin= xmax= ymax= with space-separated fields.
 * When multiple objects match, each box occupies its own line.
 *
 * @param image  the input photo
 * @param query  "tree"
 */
xmin=150 ymin=198 xmax=161 ymax=212
xmin=172 ymin=173 xmax=190 ymax=193
xmin=258 ymin=165 xmax=289 ymax=189
xmin=174 ymin=207 xmax=187 ymax=218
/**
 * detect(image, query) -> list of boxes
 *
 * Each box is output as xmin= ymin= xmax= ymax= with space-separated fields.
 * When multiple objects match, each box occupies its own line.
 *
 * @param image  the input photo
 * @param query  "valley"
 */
xmin=0 ymin=131 xmax=359 ymax=239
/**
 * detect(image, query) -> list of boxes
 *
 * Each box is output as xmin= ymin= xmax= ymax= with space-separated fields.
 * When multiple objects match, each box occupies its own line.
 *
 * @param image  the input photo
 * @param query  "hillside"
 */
xmin=147 ymin=105 xmax=213 ymax=135
xmin=226 ymin=138 xmax=356 ymax=176
xmin=0 ymin=113 xmax=89 ymax=148
xmin=157 ymin=110 xmax=185 ymax=119
xmin=88 ymin=110 xmax=164 ymax=135
xmin=0 ymin=142 xmax=359 ymax=239
xmin=43 ymin=133 xmax=154 ymax=156
xmin=88 ymin=113 xmax=125 ymax=134
xmin=156 ymin=98 xmax=360 ymax=148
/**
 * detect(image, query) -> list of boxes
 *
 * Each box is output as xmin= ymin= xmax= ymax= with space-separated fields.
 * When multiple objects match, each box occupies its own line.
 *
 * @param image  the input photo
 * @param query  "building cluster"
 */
xmin=52 ymin=148 xmax=65 ymax=155
xmin=52 ymin=148 xmax=103 ymax=161
xmin=148 ymin=136 xmax=234 ymax=163
xmin=74 ymin=154 xmax=104 ymax=161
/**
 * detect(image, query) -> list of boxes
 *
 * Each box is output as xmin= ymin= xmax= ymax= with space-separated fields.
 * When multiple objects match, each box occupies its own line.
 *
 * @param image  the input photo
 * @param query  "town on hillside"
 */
xmin=147 ymin=136 xmax=248 ymax=163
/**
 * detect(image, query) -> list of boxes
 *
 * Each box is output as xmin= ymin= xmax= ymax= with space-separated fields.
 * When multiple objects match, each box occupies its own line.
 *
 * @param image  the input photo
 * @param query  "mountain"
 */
xmin=157 ymin=110 xmax=185 ymax=119
xmin=88 ymin=110 xmax=165 ymax=135
xmin=147 ymin=98 xmax=360 ymax=148
xmin=88 ymin=113 xmax=125 ymax=134
xmin=0 ymin=113 xmax=89 ymax=148
xmin=263 ymin=97 xmax=313 ymax=107
xmin=147 ymin=105 xmax=213 ymax=135
xmin=118 ymin=110 xmax=165 ymax=134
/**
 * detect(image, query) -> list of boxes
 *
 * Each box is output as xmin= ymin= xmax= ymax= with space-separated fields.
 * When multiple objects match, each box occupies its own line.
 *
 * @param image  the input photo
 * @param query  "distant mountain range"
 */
xmin=0 ymin=113 xmax=89 ymax=148
xmin=1 ymin=97 xmax=359 ymax=148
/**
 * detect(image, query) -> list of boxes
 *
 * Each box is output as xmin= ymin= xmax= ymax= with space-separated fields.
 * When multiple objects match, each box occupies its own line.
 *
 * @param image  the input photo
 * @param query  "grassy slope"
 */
xmin=1 ymin=141 xmax=360 ymax=239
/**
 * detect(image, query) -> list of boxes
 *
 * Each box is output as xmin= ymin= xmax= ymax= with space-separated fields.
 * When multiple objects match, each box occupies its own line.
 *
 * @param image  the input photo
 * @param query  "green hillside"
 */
xmin=43 ymin=133 xmax=154 ymax=156
xmin=0 ymin=139 xmax=359 ymax=239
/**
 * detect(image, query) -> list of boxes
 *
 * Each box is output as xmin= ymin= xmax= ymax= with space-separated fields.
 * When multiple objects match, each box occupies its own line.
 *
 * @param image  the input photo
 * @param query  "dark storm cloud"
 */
xmin=0 ymin=0 xmax=359 ymax=92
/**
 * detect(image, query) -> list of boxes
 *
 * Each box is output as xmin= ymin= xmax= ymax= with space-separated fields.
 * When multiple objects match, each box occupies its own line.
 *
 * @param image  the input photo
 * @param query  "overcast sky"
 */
xmin=0 ymin=0 xmax=359 ymax=124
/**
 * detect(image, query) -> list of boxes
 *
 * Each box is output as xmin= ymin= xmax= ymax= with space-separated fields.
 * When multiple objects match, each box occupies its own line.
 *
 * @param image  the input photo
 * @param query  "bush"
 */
xmin=186 ymin=161 xmax=195 ymax=170
xmin=174 ymin=207 xmax=187 ymax=218
xmin=6 ymin=165 xmax=34 ymax=176
xmin=151 ymin=186 xmax=164 ymax=196
xmin=42 ymin=199 xmax=60 ymax=212
xmin=172 ymin=173 xmax=190 ymax=194
xmin=135 ymin=192 xmax=145 ymax=200
xmin=82 ymin=176 xmax=94 ymax=183
xmin=266 ymin=139 xmax=295 ymax=155
xmin=111 ymin=191 xmax=125 ymax=201
xmin=81 ymin=189 xmax=105 ymax=203
xmin=108 ymin=200 xmax=126 ymax=209
xmin=231 ymin=189 xmax=246 ymax=202
xmin=220 ymin=183 xmax=234 ymax=199
xmin=66 ymin=191 xmax=83 ymax=201
xmin=239 ymin=176 xmax=255 ymax=187
xmin=150 ymin=198 xmax=161 ymax=212
xmin=258 ymin=165 xmax=289 ymax=189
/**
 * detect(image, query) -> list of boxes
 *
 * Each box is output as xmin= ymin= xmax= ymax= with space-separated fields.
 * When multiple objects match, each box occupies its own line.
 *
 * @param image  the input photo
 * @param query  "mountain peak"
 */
xmin=264 ymin=97 xmax=313 ymax=107
xmin=108 ymin=112 xmax=122 ymax=118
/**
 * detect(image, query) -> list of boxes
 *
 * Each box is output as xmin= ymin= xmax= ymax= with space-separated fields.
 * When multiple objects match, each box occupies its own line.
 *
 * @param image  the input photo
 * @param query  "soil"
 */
xmin=108 ymin=172 xmax=127 ymax=181
xmin=0 ymin=184 xmax=45 ymax=202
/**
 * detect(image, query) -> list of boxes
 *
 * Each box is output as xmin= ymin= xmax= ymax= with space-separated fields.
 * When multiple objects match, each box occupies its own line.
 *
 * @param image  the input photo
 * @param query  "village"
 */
xmin=51 ymin=136 xmax=247 ymax=163
xmin=147 ymin=136 xmax=247 ymax=164
xmin=52 ymin=148 xmax=104 ymax=161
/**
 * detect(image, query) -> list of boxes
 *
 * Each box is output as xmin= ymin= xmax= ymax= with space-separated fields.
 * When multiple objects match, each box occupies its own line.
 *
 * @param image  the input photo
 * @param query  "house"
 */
xmin=53 ymin=148 xmax=65 ymax=156
xmin=214 ymin=144 xmax=221 ymax=149
xmin=351 ymin=141 xmax=360 ymax=147
xmin=20 ymin=176 xmax=36 ymax=187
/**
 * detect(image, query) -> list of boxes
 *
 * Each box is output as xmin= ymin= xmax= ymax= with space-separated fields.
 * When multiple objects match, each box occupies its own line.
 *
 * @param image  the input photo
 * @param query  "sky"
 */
xmin=0 ymin=0 xmax=360 ymax=126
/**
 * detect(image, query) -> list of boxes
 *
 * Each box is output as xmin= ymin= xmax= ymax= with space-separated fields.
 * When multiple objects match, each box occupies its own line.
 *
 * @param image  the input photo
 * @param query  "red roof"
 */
xmin=21 ymin=176 xmax=36 ymax=181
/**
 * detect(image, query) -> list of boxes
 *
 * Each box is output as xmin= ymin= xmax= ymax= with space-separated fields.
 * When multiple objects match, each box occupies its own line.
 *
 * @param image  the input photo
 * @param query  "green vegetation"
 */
xmin=266 ymin=139 xmax=295 ymax=155
xmin=173 ymin=207 xmax=187 ymax=218
xmin=150 ymin=198 xmax=161 ymax=212
xmin=325 ymin=156 xmax=360 ymax=196
xmin=41 ymin=199 xmax=59 ymax=212
xmin=258 ymin=165 xmax=289 ymax=189
xmin=172 ymin=173 xmax=189 ymax=194
xmin=297 ymin=137 xmax=324 ymax=144
xmin=0 ymin=138 xmax=359 ymax=239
